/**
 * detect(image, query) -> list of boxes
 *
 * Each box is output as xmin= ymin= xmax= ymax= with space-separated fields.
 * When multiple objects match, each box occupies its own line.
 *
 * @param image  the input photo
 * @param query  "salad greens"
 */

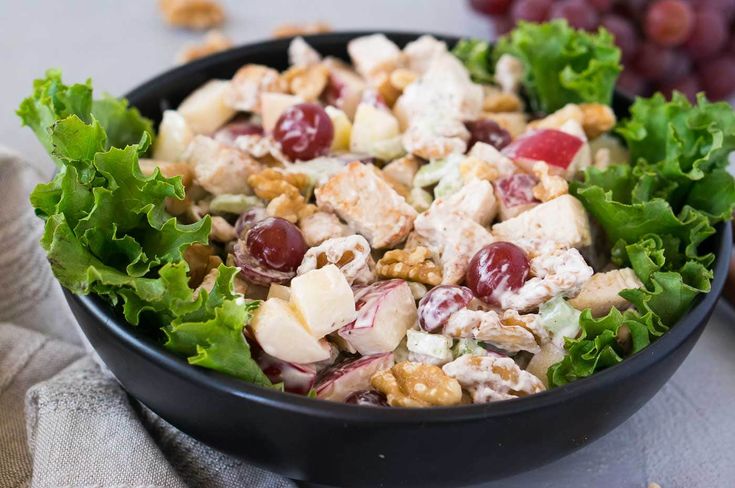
xmin=492 ymin=20 xmax=622 ymax=113
xmin=451 ymin=38 xmax=494 ymax=84
xmin=548 ymin=93 xmax=735 ymax=387
xmin=18 ymin=70 xmax=271 ymax=386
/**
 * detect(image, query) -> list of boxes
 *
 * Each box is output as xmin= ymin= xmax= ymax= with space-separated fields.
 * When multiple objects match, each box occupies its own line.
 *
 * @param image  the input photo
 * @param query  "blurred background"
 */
xmin=2 ymin=0 xmax=733 ymax=167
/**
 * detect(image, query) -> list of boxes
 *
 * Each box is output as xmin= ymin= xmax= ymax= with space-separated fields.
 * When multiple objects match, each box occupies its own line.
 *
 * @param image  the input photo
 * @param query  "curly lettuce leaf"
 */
xmin=22 ymin=71 xmax=270 ymax=386
xmin=550 ymin=91 xmax=735 ymax=387
xmin=493 ymin=20 xmax=621 ymax=113
xmin=452 ymin=38 xmax=493 ymax=83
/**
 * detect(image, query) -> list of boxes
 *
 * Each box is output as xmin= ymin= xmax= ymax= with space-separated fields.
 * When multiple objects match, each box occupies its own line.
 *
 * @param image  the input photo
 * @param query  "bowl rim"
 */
xmin=73 ymin=31 xmax=734 ymax=424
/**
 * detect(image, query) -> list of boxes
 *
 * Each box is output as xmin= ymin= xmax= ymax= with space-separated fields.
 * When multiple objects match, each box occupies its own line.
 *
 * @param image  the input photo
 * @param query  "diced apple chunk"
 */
xmin=153 ymin=110 xmax=194 ymax=162
xmin=290 ymin=264 xmax=356 ymax=339
xmin=326 ymin=106 xmax=352 ymax=151
xmin=260 ymin=92 xmax=304 ymax=132
xmin=338 ymin=280 xmax=417 ymax=355
xmin=250 ymin=298 xmax=331 ymax=364
xmin=349 ymin=103 xmax=401 ymax=158
xmin=267 ymin=283 xmax=291 ymax=301
xmin=503 ymin=129 xmax=587 ymax=179
xmin=177 ymin=80 xmax=236 ymax=134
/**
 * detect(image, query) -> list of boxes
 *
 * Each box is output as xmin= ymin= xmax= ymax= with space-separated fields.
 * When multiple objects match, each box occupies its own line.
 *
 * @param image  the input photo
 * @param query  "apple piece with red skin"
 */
xmin=322 ymin=58 xmax=366 ymax=119
xmin=503 ymin=129 xmax=587 ymax=179
xmin=494 ymin=173 xmax=540 ymax=221
xmin=316 ymin=352 xmax=395 ymax=401
xmin=251 ymin=342 xmax=317 ymax=395
xmin=338 ymin=280 xmax=417 ymax=355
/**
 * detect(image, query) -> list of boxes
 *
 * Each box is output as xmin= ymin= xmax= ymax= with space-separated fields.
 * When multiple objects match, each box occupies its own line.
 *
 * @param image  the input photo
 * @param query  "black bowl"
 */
xmin=65 ymin=32 xmax=732 ymax=487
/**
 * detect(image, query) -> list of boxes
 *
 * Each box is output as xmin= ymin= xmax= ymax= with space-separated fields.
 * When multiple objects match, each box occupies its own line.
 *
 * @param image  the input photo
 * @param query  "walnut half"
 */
xmin=159 ymin=0 xmax=224 ymax=30
xmin=376 ymin=246 xmax=442 ymax=286
xmin=371 ymin=362 xmax=463 ymax=407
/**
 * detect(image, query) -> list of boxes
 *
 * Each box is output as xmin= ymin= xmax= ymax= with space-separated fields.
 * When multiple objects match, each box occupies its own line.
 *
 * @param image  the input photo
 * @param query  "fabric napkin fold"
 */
xmin=0 ymin=147 xmax=296 ymax=488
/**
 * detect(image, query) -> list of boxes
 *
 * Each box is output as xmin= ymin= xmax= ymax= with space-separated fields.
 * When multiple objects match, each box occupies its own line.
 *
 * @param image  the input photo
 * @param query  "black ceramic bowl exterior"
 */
xmin=64 ymin=32 xmax=733 ymax=487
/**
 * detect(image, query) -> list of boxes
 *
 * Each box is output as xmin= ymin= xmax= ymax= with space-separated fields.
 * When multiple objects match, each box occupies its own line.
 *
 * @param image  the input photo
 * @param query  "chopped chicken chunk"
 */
xmin=225 ymin=64 xmax=285 ymax=112
xmin=288 ymin=36 xmax=321 ymax=67
xmin=347 ymin=34 xmax=403 ymax=80
xmin=299 ymin=211 xmax=349 ymax=247
xmin=402 ymin=35 xmax=448 ymax=75
xmin=315 ymin=162 xmax=417 ymax=249
xmin=298 ymin=234 xmax=376 ymax=285
xmin=444 ymin=309 xmax=541 ymax=354
xmin=569 ymin=268 xmax=643 ymax=316
xmin=184 ymin=135 xmax=263 ymax=195
xmin=492 ymin=194 xmax=592 ymax=249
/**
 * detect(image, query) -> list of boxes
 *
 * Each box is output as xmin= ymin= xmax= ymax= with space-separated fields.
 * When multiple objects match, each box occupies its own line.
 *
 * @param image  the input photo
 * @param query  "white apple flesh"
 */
xmin=315 ymin=352 xmax=394 ymax=401
xmin=250 ymin=297 xmax=331 ymax=364
xmin=338 ymin=280 xmax=417 ymax=355
xmin=177 ymin=80 xmax=236 ymax=135
xmin=289 ymin=265 xmax=356 ymax=339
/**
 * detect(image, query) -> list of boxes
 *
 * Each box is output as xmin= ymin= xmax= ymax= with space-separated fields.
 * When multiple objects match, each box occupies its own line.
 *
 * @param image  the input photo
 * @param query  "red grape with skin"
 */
xmin=695 ymin=0 xmax=735 ymax=22
xmin=465 ymin=119 xmax=512 ymax=151
xmin=617 ymin=69 xmax=649 ymax=96
xmin=273 ymin=103 xmax=334 ymax=161
xmin=466 ymin=242 xmax=531 ymax=305
xmin=634 ymin=42 xmax=676 ymax=82
xmin=659 ymin=74 xmax=701 ymax=101
xmin=345 ymin=390 xmax=389 ymax=406
xmin=698 ymin=56 xmax=735 ymax=100
xmin=470 ymin=0 xmax=513 ymax=15
xmin=587 ymin=0 xmax=614 ymax=11
xmin=246 ymin=217 xmax=307 ymax=273
xmin=684 ymin=10 xmax=728 ymax=59
xmin=601 ymin=14 xmax=639 ymax=62
xmin=644 ymin=0 xmax=694 ymax=47
xmin=550 ymin=0 xmax=599 ymax=31
xmin=418 ymin=285 xmax=475 ymax=332
xmin=511 ymin=0 xmax=552 ymax=22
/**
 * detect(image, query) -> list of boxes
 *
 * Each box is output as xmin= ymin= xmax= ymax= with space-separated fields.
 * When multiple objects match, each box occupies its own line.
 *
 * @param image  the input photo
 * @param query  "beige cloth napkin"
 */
xmin=0 ymin=148 xmax=297 ymax=488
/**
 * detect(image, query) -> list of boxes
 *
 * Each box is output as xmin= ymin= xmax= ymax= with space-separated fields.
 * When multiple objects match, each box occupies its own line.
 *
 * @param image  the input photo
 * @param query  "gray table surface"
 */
xmin=2 ymin=2 xmax=734 ymax=487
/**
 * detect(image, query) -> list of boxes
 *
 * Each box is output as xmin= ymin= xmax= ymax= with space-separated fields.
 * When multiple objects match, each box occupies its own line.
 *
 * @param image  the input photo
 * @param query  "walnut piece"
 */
xmin=281 ymin=64 xmax=329 ymax=101
xmin=159 ymin=0 xmax=224 ymax=30
xmin=480 ymin=112 xmax=527 ymax=139
xmin=443 ymin=354 xmax=545 ymax=403
xmin=249 ymin=168 xmax=313 ymax=223
xmin=184 ymin=244 xmax=222 ymax=288
xmin=371 ymin=361 xmax=463 ymax=407
xmin=176 ymin=30 xmax=232 ymax=64
xmin=579 ymin=103 xmax=616 ymax=139
xmin=297 ymin=234 xmax=376 ymax=285
xmin=459 ymin=155 xmax=500 ymax=183
xmin=376 ymin=246 xmax=442 ymax=286
xmin=272 ymin=21 xmax=332 ymax=38
xmin=482 ymin=86 xmax=523 ymax=113
xmin=531 ymin=161 xmax=569 ymax=202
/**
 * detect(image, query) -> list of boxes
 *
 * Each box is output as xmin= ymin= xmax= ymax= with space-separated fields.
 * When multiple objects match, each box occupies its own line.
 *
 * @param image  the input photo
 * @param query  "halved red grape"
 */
xmin=683 ymin=10 xmax=728 ymax=59
xmin=495 ymin=173 xmax=539 ymax=208
xmin=418 ymin=285 xmax=475 ymax=333
xmin=465 ymin=119 xmax=512 ymax=151
xmin=345 ymin=390 xmax=389 ymax=407
xmin=601 ymin=14 xmax=639 ymax=62
xmin=698 ymin=56 xmax=735 ymax=100
xmin=273 ymin=103 xmax=334 ymax=161
xmin=644 ymin=0 xmax=694 ymax=47
xmin=214 ymin=120 xmax=264 ymax=145
xmin=550 ymin=0 xmax=599 ymax=31
xmin=233 ymin=240 xmax=295 ymax=285
xmin=466 ymin=242 xmax=531 ymax=305
xmin=246 ymin=217 xmax=308 ymax=273
xmin=511 ymin=0 xmax=553 ymax=22
xmin=234 ymin=207 xmax=268 ymax=237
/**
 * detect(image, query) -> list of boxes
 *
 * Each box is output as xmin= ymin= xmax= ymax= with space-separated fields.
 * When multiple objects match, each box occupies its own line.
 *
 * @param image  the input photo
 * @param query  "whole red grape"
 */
xmin=550 ymin=0 xmax=600 ymax=30
xmin=683 ymin=9 xmax=728 ymax=59
xmin=695 ymin=0 xmax=735 ymax=22
xmin=465 ymin=119 xmax=512 ymax=151
xmin=273 ymin=103 xmax=334 ymax=161
xmin=644 ymin=0 xmax=695 ymax=47
xmin=601 ymin=14 xmax=639 ymax=62
xmin=511 ymin=0 xmax=553 ymax=22
xmin=634 ymin=42 xmax=676 ymax=82
xmin=659 ymin=74 xmax=701 ymax=102
xmin=698 ymin=56 xmax=735 ymax=100
xmin=665 ymin=52 xmax=692 ymax=81
xmin=246 ymin=217 xmax=307 ymax=273
xmin=470 ymin=0 xmax=513 ymax=15
xmin=617 ymin=69 xmax=649 ymax=96
xmin=466 ymin=242 xmax=530 ymax=305
xmin=588 ymin=0 xmax=614 ymax=11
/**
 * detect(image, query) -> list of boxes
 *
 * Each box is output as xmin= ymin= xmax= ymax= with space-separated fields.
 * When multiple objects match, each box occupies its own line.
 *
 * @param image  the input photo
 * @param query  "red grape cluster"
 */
xmin=469 ymin=0 xmax=735 ymax=101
